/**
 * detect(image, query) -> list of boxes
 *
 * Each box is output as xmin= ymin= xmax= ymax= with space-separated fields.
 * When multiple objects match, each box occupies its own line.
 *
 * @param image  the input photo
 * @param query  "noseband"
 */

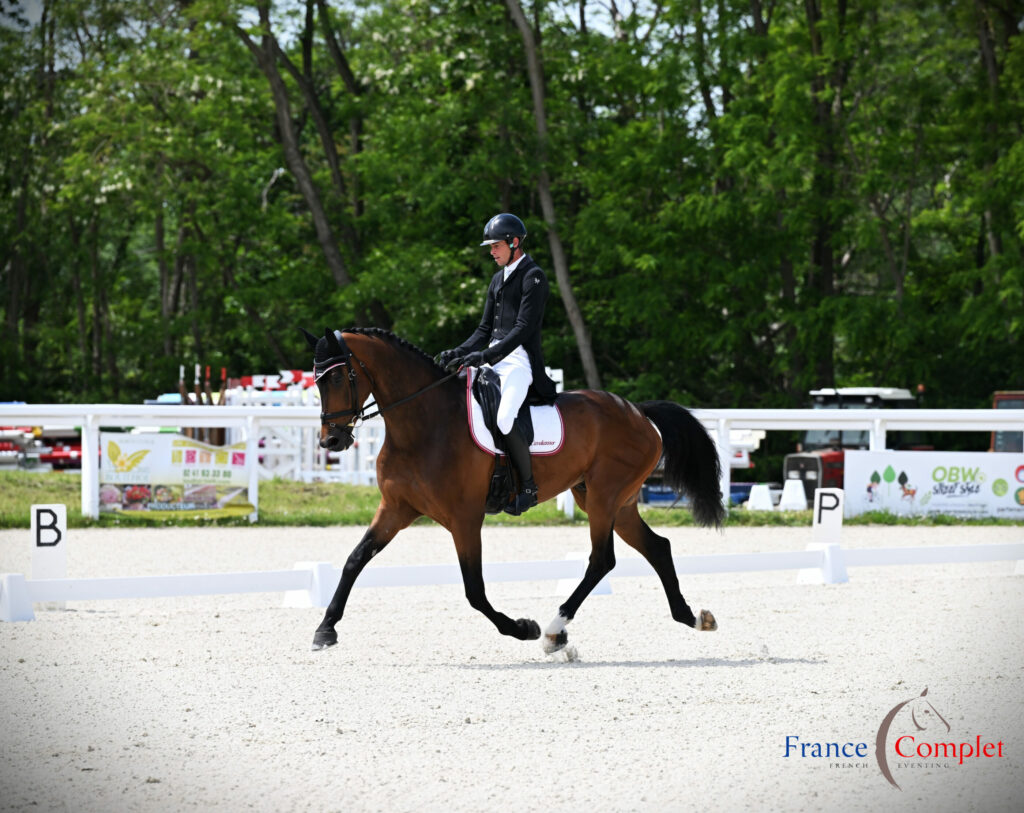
xmin=314 ymin=345 xmax=369 ymax=435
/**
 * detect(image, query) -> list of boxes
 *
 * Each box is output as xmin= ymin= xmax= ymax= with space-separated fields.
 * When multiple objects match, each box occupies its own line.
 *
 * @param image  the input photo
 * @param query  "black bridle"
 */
xmin=314 ymin=342 xmax=458 ymax=431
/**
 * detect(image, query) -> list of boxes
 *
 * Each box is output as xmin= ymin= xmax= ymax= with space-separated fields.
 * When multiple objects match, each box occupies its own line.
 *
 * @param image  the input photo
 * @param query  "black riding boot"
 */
xmin=501 ymin=424 xmax=538 ymax=515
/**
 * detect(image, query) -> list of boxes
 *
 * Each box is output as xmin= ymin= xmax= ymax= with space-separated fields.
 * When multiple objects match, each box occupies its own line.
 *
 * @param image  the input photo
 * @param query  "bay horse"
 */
xmin=302 ymin=327 xmax=724 ymax=654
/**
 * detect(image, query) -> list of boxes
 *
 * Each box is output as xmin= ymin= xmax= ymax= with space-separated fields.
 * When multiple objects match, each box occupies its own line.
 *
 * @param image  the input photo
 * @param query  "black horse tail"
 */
xmin=638 ymin=400 xmax=725 ymax=528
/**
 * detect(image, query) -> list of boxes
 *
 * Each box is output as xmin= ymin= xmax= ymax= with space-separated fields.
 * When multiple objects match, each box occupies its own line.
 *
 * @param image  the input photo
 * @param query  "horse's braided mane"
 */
xmin=342 ymin=327 xmax=445 ymax=372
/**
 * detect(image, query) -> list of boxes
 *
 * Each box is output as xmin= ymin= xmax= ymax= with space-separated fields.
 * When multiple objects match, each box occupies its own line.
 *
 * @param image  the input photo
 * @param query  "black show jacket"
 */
xmin=453 ymin=253 xmax=557 ymax=403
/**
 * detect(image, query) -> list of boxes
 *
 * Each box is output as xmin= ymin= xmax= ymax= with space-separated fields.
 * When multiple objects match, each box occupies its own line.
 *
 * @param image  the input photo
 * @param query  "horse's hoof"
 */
xmin=547 ymin=643 xmax=579 ymax=662
xmin=696 ymin=609 xmax=718 ymax=631
xmin=542 ymin=629 xmax=568 ymax=654
xmin=516 ymin=618 xmax=541 ymax=640
xmin=311 ymin=629 xmax=338 ymax=651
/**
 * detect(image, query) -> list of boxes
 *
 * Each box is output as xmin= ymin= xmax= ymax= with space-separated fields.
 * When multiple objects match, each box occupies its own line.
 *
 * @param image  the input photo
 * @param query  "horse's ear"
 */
xmin=300 ymin=328 xmax=319 ymax=350
xmin=324 ymin=328 xmax=342 ymax=355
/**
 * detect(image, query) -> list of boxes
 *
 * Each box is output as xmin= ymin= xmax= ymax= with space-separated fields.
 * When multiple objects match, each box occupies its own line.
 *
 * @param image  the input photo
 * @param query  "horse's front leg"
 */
xmin=453 ymin=519 xmax=540 ymax=641
xmin=312 ymin=501 xmax=418 ymax=651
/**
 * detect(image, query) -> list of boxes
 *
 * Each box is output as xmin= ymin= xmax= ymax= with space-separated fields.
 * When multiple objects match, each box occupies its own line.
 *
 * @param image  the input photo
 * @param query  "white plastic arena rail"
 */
xmin=0 ymin=404 xmax=1022 ymax=518
xmin=3 ymin=543 xmax=1022 ymax=622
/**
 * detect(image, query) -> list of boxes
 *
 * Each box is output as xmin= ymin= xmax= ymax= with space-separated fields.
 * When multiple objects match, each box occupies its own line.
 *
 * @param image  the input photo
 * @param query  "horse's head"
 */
xmin=302 ymin=327 xmax=364 ymax=452
xmin=907 ymin=688 xmax=950 ymax=734
xmin=876 ymin=687 xmax=952 ymax=790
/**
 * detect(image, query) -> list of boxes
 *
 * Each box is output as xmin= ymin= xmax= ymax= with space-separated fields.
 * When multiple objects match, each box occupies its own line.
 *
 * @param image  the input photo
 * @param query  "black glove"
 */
xmin=436 ymin=349 xmax=459 ymax=368
xmin=460 ymin=350 xmax=487 ymax=368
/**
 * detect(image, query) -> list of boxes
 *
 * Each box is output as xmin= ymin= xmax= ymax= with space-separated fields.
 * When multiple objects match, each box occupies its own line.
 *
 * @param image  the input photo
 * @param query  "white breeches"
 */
xmin=491 ymin=360 xmax=533 ymax=436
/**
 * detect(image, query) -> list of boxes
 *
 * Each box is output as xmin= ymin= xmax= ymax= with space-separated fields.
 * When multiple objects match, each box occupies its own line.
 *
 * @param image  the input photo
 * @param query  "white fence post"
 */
xmin=81 ymin=415 xmax=100 ymax=519
xmin=797 ymin=543 xmax=850 ymax=585
xmin=715 ymin=418 xmax=732 ymax=510
xmin=282 ymin=562 xmax=336 ymax=608
xmin=0 ymin=574 xmax=35 ymax=621
xmin=246 ymin=415 xmax=259 ymax=522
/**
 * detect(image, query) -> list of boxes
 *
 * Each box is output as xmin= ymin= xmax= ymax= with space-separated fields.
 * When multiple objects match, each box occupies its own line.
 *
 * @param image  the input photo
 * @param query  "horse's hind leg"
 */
xmin=312 ymin=500 xmax=418 ymax=651
xmin=614 ymin=503 xmax=717 ymax=632
xmin=542 ymin=504 xmax=617 ymax=654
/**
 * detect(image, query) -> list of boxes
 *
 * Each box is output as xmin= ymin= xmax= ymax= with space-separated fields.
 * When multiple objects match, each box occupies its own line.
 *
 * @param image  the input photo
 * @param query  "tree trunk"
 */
xmin=316 ymin=0 xmax=364 ymax=218
xmin=505 ymin=0 xmax=601 ymax=390
xmin=235 ymin=10 xmax=353 ymax=290
xmin=804 ymin=0 xmax=846 ymax=386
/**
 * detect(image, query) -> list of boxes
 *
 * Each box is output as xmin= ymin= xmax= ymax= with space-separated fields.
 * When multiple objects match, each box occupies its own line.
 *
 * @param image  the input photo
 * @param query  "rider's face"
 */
xmin=489 ymin=239 xmax=515 ymax=266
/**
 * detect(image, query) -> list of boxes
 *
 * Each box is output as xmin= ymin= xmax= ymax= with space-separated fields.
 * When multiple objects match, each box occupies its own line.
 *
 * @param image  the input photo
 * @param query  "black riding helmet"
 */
xmin=480 ymin=213 xmax=527 ymax=252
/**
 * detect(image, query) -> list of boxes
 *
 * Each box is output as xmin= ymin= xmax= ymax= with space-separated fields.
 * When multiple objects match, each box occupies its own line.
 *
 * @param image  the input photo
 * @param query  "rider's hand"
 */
xmin=460 ymin=351 xmax=487 ymax=368
xmin=436 ymin=349 xmax=458 ymax=368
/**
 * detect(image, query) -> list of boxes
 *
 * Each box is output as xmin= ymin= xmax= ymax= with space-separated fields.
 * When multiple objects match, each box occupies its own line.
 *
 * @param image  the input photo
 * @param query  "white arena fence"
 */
xmin=0 ymin=403 xmax=1022 ymax=518
xmin=2 ymin=541 xmax=1022 ymax=622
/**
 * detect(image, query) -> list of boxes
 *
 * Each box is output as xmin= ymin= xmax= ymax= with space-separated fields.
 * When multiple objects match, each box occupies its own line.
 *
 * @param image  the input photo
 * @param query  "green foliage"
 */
xmin=1 ymin=0 xmax=1020 ymax=408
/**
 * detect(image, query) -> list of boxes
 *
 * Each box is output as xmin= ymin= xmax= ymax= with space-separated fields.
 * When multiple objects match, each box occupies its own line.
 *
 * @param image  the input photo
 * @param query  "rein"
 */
xmin=315 ymin=347 xmax=459 ymax=427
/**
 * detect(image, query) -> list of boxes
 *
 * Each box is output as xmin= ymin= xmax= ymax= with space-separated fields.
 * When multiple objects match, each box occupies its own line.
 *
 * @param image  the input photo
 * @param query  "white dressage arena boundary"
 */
xmin=3 ymin=542 xmax=1022 ymax=622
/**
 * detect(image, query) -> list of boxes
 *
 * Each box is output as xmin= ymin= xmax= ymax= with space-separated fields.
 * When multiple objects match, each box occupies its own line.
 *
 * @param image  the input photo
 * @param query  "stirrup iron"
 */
xmin=504 ymin=479 xmax=538 ymax=516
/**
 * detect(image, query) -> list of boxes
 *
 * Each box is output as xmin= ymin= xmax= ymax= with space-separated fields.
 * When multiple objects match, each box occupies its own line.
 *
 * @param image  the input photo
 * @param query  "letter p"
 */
xmin=816 ymin=491 xmax=840 ymax=523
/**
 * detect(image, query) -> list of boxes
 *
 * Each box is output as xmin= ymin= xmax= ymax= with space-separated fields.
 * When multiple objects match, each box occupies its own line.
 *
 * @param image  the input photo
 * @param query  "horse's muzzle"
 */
xmin=320 ymin=428 xmax=354 ymax=452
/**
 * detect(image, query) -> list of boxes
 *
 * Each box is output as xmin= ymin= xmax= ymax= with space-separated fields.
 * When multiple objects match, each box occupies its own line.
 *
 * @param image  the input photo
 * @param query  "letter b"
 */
xmin=35 ymin=508 xmax=62 ymax=547
xmin=31 ymin=504 xmax=67 ymax=583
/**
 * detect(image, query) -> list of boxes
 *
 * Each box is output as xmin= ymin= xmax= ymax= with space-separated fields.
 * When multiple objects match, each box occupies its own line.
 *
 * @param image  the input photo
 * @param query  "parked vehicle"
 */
xmin=782 ymin=387 xmax=930 ymax=502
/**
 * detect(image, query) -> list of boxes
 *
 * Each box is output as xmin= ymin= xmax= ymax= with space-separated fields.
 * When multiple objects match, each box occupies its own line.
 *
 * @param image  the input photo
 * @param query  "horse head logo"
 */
xmin=876 ymin=688 xmax=951 ymax=790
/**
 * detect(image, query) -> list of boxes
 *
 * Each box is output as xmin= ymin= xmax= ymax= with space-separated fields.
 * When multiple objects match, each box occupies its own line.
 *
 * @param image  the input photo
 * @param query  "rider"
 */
xmin=438 ymin=213 xmax=557 ymax=515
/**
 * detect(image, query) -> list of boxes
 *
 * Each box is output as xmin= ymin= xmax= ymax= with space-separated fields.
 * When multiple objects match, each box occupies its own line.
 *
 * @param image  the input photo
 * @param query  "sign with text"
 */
xmin=811 ymin=488 xmax=844 ymax=545
xmin=31 ymin=504 xmax=67 ymax=580
xmin=844 ymin=450 xmax=1024 ymax=519
xmin=99 ymin=432 xmax=255 ymax=518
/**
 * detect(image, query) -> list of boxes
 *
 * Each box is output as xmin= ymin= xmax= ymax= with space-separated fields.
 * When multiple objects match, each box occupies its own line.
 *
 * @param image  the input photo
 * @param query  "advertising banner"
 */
xmin=99 ymin=432 xmax=255 ymax=518
xmin=843 ymin=450 xmax=1024 ymax=519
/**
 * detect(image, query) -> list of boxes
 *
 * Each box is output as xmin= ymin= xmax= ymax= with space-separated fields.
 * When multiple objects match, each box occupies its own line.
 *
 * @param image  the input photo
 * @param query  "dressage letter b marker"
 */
xmin=35 ymin=508 xmax=62 ymax=547
xmin=31 ymin=504 xmax=68 ymax=585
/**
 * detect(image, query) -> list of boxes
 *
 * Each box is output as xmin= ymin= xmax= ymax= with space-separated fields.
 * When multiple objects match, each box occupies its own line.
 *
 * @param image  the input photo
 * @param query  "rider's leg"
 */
xmin=495 ymin=365 xmax=537 ymax=514
xmin=502 ymin=423 xmax=537 ymax=514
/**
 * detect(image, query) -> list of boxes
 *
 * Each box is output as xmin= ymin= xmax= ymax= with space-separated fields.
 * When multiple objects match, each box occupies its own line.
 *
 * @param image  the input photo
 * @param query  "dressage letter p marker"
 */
xmin=816 ymin=491 xmax=840 ymax=524
xmin=811 ymin=488 xmax=844 ymax=546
